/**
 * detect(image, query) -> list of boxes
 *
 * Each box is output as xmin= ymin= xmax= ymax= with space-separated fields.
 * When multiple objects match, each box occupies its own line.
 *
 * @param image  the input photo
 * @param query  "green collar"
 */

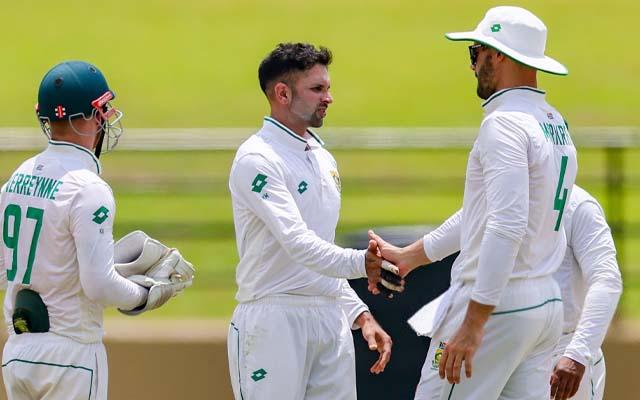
xmin=263 ymin=117 xmax=325 ymax=149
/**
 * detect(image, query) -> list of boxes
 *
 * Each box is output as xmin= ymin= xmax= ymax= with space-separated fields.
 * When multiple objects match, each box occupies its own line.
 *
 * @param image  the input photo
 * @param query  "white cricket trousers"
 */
xmin=551 ymin=333 xmax=606 ymax=400
xmin=2 ymin=332 xmax=107 ymax=400
xmin=415 ymin=275 xmax=563 ymax=400
xmin=227 ymin=294 xmax=357 ymax=400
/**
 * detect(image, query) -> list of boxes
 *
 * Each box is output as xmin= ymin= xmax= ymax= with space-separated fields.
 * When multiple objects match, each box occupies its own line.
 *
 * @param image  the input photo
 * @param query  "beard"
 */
xmin=476 ymin=59 xmax=497 ymax=100
xmin=290 ymin=96 xmax=327 ymax=128
xmin=307 ymin=109 xmax=325 ymax=128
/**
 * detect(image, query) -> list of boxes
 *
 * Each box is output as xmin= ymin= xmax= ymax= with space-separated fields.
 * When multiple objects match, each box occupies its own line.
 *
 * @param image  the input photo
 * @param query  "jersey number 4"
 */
xmin=553 ymin=155 xmax=569 ymax=231
xmin=2 ymin=204 xmax=44 ymax=284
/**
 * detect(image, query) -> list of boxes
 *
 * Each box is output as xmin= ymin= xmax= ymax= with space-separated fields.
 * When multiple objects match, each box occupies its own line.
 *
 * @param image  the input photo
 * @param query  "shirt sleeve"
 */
xmin=338 ymin=279 xmax=369 ymax=330
xmin=472 ymin=115 xmax=530 ymax=306
xmin=70 ymin=182 xmax=148 ymax=310
xmin=563 ymin=201 xmax=622 ymax=366
xmin=230 ymin=153 xmax=366 ymax=279
xmin=423 ymin=209 xmax=462 ymax=261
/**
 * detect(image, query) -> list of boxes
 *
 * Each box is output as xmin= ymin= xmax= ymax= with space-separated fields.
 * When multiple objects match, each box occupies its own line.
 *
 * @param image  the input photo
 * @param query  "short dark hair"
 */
xmin=258 ymin=42 xmax=332 ymax=94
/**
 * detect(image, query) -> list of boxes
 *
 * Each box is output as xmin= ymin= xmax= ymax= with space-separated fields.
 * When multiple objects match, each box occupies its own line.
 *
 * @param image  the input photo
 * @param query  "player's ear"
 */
xmin=273 ymin=82 xmax=292 ymax=105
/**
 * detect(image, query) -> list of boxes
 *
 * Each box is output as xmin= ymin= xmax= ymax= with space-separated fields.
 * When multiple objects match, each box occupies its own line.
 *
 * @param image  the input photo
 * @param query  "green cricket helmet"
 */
xmin=36 ymin=61 xmax=124 ymax=157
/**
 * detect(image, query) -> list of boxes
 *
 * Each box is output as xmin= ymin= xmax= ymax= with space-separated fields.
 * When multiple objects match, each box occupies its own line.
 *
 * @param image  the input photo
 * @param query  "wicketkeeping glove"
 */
xmin=119 ymin=276 xmax=192 ymax=316
xmin=145 ymin=249 xmax=195 ymax=283
xmin=114 ymin=231 xmax=195 ymax=283
xmin=114 ymin=231 xmax=169 ymax=277
xmin=377 ymin=260 xmax=404 ymax=299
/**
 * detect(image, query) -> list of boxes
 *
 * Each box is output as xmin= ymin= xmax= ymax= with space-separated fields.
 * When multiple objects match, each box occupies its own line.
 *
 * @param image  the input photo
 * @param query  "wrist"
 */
xmin=463 ymin=300 xmax=494 ymax=329
xmin=405 ymin=240 xmax=431 ymax=270
xmin=355 ymin=311 xmax=373 ymax=328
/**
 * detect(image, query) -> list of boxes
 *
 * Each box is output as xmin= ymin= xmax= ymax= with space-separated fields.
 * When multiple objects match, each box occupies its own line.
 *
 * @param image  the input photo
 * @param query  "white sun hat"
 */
xmin=445 ymin=6 xmax=568 ymax=75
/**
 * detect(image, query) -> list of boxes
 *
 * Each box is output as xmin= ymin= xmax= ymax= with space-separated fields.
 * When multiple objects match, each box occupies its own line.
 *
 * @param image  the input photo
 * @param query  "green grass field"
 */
xmin=2 ymin=148 xmax=638 ymax=319
xmin=1 ymin=0 xmax=639 ymax=127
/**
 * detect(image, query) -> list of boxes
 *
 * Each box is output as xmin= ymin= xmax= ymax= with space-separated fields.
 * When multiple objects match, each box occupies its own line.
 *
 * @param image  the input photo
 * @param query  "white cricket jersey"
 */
xmin=553 ymin=185 xmax=622 ymax=365
xmin=426 ymin=87 xmax=578 ymax=306
xmin=229 ymin=117 xmax=368 ymax=323
xmin=0 ymin=140 xmax=147 ymax=343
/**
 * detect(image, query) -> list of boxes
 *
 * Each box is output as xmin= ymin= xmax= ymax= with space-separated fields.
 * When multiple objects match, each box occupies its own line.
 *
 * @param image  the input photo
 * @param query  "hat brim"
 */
xmin=445 ymin=31 xmax=568 ymax=76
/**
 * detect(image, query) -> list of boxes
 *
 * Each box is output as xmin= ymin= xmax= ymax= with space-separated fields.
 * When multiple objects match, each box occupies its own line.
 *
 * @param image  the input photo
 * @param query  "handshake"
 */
xmin=114 ymin=231 xmax=195 ymax=315
xmin=365 ymin=230 xmax=408 ymax=299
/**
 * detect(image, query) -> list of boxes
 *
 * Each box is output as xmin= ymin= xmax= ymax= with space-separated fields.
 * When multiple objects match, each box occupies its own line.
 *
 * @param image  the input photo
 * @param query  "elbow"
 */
xmin=486 ymin=222 xmax=527 ymax=243
xmin=83 ymin=285 xmax=110 ymax=304
xmin=613 ymin=275 xmax=623 ymax=296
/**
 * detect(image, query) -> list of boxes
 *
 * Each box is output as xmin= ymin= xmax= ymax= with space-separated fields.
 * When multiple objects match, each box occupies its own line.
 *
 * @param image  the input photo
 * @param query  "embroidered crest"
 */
xmin=330 ymin=170 xmax=341 ymax=193
xmin=431 ymin=341 xmax=446 ymax=370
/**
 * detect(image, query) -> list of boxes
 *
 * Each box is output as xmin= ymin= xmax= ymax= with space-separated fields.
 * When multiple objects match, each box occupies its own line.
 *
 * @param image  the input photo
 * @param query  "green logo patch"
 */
xmin=251 ymin=174 xmax=268 ymax=193
xmin=491 ymin=23 xmax=501 ymax=32
xmin=92 ymin=206 xmax=109 ymax=224
xmin=297 ymin=181 xmax=308 ymax=194
xmin=251 ymin=368 xmax=267 ymax=382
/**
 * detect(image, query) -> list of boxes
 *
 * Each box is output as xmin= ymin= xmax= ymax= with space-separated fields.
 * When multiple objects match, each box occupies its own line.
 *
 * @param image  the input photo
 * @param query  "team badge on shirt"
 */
xmin=431 ymin=341 xmax=446 ymax=370
xmin=330 ymin=170 xmax=341 ymax=193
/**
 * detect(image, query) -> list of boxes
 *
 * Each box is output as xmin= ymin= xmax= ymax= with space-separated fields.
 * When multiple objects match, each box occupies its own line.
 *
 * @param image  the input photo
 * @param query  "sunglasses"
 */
xmin=468 ymin=44 xmax=485 ymax=66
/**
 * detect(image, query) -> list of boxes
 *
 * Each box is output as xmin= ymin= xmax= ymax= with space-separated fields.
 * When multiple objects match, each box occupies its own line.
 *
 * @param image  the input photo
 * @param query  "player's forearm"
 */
xmin=472 ymin=230 xmax=521 ymax=305
xmin=569 ymin=201 xmax=623 ymax=362
xmin=339 ymin=280 xmax=370 ymax=329
xmin=82 ymin=268 xmax=148 ymax=309
xmin=423 ymin=209 xmax=462 ymax=262
xmin=566 ymin=280 xmax=621 ymax=364
xmin=401 ymin=239 xmax=433 ymax=270
xmin=281 ymin=230 xmax=366 ymax=279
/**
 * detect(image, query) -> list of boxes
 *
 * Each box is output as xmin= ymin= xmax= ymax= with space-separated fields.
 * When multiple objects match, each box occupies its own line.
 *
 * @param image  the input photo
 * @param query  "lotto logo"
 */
xmin=92 ymin=206 xmax=110 ymax=224
xmin=251 ymin=368 xmax=268 ymax=382
xmin=251 ymin=174 xmax=268 ymax=193
xmin=297 ymin=181 xmax=308 ymax=194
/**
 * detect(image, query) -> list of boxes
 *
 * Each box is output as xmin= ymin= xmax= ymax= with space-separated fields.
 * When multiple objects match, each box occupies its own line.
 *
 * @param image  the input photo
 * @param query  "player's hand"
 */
xmin=368 ymin=230 xmax=420 ymax=277
xmin=439 ymin=320 xmax=483 ymax=384
xmin=550 ymin=356 xmax=585 ymax=400
xmin=356 ymin=312 xmax=393 ymax=374
xmin=365 ymin=239 xmax=382 ymax=294
xmin=364 ymin=240 xmax=404 ymax=297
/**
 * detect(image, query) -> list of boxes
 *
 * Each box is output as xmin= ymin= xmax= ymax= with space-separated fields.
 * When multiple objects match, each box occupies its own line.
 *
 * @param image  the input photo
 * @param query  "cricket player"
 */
xmin=227 ymin=43 xmax=400 ymax=400
xmin=550 ymin=185 xmax=622 ymax=400
xmin=0 ymin=61 xmax=191 ymax=399
xmin=370 ymin=6 xmax=578 ymax=399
